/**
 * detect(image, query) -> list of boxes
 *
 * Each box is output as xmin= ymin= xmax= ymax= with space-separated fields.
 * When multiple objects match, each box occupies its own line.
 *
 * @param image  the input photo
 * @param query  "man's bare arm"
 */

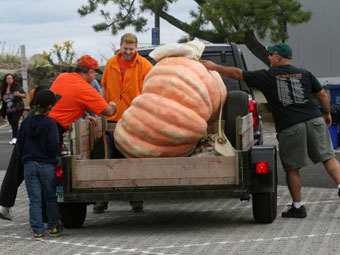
xmin=200 ymin=60 xmax=244 ymax=80
xmin=315 ymin=89 xmax=332 ymax=127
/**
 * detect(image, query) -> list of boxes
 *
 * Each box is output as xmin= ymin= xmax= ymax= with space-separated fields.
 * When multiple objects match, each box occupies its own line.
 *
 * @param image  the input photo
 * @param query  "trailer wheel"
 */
xmin=252 ymin=191 xmax=277 ymax=223
xmin=224 ymin=91 xmax=249 ymax=148
xmin=59 ymin=203 xmax=87 ymax=228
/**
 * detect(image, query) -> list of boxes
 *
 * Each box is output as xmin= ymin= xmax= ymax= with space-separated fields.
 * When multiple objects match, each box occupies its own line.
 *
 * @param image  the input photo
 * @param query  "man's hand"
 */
xmin=323 ymin=113 xmax=332 ymax=127
xmin=85 ymin=115 xmax=98 ymax=126
xmin=200 ymin=59 xmax=244 ymax=80
xmin=109 ymin=101 xmax=117 ymax=115
xmin=101 ymin=101 xmax=117 ymax=116
xmin=200 ymin=60 xmax=217 ymax=71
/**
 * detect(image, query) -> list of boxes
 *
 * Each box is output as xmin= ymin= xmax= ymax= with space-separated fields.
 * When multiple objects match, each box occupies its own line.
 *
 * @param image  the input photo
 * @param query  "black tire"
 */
xmin=224 ymin=91 xmax=249 ymax=148
xmin=252 ymin=191 xmax=277 ymax=223
xmin=59 ymin=203 xmax=87 ymax=228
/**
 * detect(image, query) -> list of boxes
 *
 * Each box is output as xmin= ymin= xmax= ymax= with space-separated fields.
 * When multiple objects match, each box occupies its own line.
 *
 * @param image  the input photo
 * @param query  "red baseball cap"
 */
xmin=77 ymin=55 xmax=102 ymax=74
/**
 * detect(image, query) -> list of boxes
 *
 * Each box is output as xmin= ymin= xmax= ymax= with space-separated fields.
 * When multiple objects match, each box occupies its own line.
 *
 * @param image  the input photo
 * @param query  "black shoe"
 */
xmin=130 ymin=201 xmax=143 ymax=213
xmin=93 ymin=202 xmax=108 ymax=214
xmin=338 ymin=189 xmax=340 ymax=198
xmin=282 ymin=204 xmax=307 ymax=218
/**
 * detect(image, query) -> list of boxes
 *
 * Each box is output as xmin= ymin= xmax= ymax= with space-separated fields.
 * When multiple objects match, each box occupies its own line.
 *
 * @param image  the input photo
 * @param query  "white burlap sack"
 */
xmin=149 ymin=40 xmax=205 ymax=62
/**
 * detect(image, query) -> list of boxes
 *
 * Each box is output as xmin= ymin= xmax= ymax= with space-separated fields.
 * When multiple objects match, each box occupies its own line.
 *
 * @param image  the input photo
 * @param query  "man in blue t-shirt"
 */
xmin=201 ymin=43 xmax=340 ymax=218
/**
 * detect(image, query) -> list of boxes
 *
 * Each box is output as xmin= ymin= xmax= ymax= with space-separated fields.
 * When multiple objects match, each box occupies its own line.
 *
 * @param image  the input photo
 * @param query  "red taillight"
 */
xmin=248 ymin=100 xmax=259 ymax=131
xmin=255 ymin=162 xmax=269 ymax=174
xmin=56 ymin=165 xmax=63 ymax=179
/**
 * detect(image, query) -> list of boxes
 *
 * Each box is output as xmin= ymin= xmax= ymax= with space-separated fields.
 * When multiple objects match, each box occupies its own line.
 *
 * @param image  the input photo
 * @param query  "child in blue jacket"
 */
xmin=18 ymin=89 xmax=62 ymax=238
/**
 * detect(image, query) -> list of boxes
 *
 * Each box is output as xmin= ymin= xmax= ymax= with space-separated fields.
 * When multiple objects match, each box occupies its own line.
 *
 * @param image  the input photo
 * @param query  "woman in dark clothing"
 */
xmin=0 ymin=85 xmax=49 ymax=221
xmin=1 ymin=74 xmax=26 ymax=144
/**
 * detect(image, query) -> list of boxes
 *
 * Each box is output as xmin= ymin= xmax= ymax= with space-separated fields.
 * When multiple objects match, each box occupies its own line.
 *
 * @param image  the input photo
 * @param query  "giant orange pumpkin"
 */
xmin=114 ymin=57 xmax=227 ymax=158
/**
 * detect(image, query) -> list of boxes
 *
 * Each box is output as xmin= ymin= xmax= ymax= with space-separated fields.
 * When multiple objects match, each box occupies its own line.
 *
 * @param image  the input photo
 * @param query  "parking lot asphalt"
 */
xmin=0 ymin=170 xmax=339 ymax=255
xmin=0 ymin=117 xmax=340 ymax=254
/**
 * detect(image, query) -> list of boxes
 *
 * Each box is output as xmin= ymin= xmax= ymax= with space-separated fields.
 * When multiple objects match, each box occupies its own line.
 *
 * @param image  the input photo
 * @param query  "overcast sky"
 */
xmin=0 ymin=0 xmax=192 ymax=65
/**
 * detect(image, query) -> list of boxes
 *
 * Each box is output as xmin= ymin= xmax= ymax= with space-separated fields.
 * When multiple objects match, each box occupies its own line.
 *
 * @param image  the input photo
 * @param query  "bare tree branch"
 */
xmin=155 ymin=9 xmax=226 ymax=42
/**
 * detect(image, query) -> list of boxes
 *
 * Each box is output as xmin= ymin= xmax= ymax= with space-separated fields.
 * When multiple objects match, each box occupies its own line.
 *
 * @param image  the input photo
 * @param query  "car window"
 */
xmin=138 ymin=50 xmax=156 ymax=65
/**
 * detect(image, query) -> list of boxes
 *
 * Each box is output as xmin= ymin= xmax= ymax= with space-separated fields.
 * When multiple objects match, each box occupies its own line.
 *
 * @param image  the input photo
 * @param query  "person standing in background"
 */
xmin=1 ymin=74 xmax=26 ymax=145
xmin=91 ymin=79 xmax=102 ymax=95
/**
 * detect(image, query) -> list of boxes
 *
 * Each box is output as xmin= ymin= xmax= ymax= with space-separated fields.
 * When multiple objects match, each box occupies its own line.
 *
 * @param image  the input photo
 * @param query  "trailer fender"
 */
xmin=250 ymin=145 xmax=277 ymax=193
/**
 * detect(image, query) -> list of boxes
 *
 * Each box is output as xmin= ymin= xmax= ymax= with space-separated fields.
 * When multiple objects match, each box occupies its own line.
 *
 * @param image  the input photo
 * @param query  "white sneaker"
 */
xmin=9 ymin=138 xmax=17 ymax=145
xmin=0 ymin=206 xmax=13 ymax=221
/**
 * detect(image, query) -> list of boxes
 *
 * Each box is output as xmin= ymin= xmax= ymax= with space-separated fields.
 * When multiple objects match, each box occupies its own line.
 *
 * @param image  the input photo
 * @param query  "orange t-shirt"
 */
xmin=49 ymin=73 xmax=108 ymax=130
xmin=118 ymin=58 xmax=133 ymax=82
xmin=101 ymin=51 xmax=153 ymax=121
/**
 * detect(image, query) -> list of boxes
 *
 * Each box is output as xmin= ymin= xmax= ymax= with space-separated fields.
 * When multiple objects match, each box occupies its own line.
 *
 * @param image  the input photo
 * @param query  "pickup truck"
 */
xmin=56 ymin=43 xmax=277 ymax=228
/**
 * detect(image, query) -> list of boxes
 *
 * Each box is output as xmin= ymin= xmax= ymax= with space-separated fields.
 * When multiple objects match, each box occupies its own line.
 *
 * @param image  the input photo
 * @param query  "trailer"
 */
xmin=56 ymin=92 xmax=277 ymax=228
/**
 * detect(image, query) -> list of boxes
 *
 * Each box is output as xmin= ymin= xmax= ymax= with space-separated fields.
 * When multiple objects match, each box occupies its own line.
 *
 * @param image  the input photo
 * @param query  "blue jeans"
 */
xmin=24 ymin=161 xmax=60 ymax=234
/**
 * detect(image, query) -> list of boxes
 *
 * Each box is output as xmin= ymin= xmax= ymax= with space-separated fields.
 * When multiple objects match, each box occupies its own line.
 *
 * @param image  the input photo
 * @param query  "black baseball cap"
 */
xmin=30 ymin=85 xmax=49 ymax=108
xmin=35 ymin=89 xmax=61 ymax=108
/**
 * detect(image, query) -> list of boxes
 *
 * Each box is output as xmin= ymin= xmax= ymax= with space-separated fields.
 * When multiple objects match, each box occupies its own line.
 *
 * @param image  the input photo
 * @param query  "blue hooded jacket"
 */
xmin=18 ymin=114 xmax=60 ymax=164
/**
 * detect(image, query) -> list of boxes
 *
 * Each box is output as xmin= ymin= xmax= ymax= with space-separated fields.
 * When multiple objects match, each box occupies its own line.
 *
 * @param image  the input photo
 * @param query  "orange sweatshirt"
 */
xmin=101 ymin=51 xmax=153 ymax=121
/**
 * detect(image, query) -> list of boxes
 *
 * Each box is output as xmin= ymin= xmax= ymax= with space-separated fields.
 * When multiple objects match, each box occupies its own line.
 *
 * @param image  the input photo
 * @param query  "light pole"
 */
xmin=152 ymin=14 xmax=160 ymax=45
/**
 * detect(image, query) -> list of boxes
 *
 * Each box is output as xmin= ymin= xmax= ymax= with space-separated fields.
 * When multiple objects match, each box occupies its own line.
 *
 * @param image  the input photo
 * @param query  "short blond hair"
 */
xmin=120 ymin=33 xmax=138 ymax=46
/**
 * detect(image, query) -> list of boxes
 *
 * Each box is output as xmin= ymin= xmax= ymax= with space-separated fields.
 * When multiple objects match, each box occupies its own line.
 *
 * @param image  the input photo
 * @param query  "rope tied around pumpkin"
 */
xmin=217 ymin=94 xmax=227 ymax=144
xmin=191 ymin=95 xmax=235 ymax=157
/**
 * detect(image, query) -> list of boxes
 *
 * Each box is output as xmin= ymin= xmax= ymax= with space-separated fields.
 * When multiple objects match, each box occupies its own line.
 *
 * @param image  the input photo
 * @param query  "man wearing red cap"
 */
xmin=50 ymin=55 xmax=117 ymax=135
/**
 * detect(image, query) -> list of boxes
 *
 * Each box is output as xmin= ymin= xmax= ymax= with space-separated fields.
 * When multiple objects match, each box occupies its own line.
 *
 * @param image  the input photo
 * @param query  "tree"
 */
xmin=78 ymin=0 xmax=311 ymax=66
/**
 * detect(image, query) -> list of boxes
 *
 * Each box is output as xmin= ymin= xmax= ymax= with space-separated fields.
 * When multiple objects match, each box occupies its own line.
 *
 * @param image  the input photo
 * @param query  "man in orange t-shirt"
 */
xmin=101 ymin=33 xmax=153 ymax=122
xmin=49 ymin=55 xmax=117 ymax=135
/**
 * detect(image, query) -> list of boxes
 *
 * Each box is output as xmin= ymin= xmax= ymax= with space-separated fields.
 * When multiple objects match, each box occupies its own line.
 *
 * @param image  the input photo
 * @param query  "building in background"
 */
xmin=239 ymin=0 xmax=340 ymax=86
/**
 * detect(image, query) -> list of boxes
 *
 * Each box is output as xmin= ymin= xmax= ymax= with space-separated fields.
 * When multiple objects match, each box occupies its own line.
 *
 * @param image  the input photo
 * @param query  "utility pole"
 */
xmin=20 ymin=45 xmax=28 ymax=94
xmin=152 ymin=14 xmax=160 ymax=45
xmin=282 ymin=20 xmax=287 ymax=43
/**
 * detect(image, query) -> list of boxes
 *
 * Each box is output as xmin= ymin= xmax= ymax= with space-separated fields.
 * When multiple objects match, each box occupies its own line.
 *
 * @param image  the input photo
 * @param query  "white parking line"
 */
xmin=0 ymin=234 xmax=175 ymax=255
xmin=147 ymin=232 xmax=340 ymax=250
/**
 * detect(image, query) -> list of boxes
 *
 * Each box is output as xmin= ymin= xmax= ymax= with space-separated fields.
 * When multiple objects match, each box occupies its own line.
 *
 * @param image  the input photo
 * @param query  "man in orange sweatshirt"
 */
xmin=101 ymin=33 xmax=153 ymax=122
xmin=96 ymin=33 xmax=153 ymax=213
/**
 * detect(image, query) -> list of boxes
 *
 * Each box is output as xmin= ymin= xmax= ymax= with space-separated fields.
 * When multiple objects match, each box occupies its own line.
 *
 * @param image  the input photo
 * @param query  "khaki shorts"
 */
xmin=277 ymin=117 xmax=335 ymax=171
